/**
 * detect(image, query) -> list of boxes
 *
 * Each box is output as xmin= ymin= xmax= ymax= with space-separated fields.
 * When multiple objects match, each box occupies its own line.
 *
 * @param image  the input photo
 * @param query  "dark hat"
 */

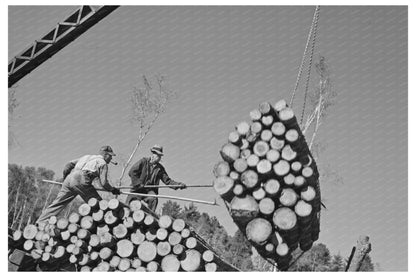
xmin=99 ymin=145 xmax=116 ymax=156
xmin=150 ymin=144 xmax=164 ymax=156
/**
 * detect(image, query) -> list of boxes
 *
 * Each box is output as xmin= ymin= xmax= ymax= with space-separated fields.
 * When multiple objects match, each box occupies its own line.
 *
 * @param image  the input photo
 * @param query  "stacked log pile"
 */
xmin=213 ymin=99 xmax=321 ymax=270
xmin=11 ymin=198 xmax=239 ymax=272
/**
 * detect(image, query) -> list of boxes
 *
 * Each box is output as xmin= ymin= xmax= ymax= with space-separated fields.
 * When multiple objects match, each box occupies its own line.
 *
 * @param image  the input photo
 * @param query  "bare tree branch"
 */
xmin=117 ymin=74 xmax=176 ymax=184
xmin=302 ymin=56 xmax=337 ymax=151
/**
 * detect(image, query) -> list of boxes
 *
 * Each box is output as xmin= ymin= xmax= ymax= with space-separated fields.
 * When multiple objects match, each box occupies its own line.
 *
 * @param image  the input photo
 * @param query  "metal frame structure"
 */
xmin=8 ymin=5 xmax=119 ymax=88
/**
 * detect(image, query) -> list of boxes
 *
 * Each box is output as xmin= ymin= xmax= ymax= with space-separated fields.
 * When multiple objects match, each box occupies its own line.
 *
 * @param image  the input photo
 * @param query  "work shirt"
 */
xmin=128 ymin=157 xmax=180 ymax=194
xmin=63 ymin=154 xmax=110 ymax=190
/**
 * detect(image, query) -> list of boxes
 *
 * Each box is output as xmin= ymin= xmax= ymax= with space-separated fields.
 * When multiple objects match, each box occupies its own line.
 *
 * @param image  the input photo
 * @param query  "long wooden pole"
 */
xmin=42 ymin=180 xmax=211 ymax=189
xmin=118 ymin=191 xmax=218 ymax=206
xmin=41 ymin=180 xmax=217 ymax=206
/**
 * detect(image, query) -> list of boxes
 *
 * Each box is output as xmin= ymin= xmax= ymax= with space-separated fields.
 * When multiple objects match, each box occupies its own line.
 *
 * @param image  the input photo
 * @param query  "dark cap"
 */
xmin=99 ymin=145 xmax=116 ymax=156
xmin=150 ymin=144 xmax=164 ymax=156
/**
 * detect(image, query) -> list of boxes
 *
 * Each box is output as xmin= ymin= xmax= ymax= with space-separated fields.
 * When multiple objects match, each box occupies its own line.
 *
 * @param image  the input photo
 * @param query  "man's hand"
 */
xmin=111 ymin=187 xmax=121 ymax=195
xmin=177 ymin=182 xmax=187 ymax=190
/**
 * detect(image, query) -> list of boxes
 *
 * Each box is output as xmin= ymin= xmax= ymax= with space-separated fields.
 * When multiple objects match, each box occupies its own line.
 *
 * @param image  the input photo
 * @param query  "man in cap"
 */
xmin=127 ymin=144 xmax=187 ymax=212
xmin=36 ymin=145 xmax=121 ymax=223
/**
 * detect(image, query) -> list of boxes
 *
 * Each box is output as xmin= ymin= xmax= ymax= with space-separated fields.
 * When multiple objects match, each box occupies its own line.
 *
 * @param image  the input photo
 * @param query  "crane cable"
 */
xmin=285 ymin=7 xmax=321 ymax=271
xmin=289 ymin=6 xmax=321 ymax=126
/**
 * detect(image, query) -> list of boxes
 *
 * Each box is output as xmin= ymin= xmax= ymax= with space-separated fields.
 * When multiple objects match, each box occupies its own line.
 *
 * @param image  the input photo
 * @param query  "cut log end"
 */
xmin=295 ymin=200 xmax=312 ymax=218
xmin=158 ymin=215 xmax=173 ymax=229
xmin=172 ymin=218 xmax=186 ymax=232
xmin=137 ymin=241 xmax=157 ymax=262
xmin=228 ymin=131 xmax=241 ymax=145
xmin=261 ymin=115 xmax=274 ymax=127
xmin=264 ymin=179 xmax=280 ymax=196
xmin=213 ymin=176 xmax=234 ymax=201
xmin=281 ymin=145 xmax=297 ymax=161
xmin=246 ymin=154 xmax=260 ymax=168
xmin=161 ymin=254 xmax=180 ymax=272
xmin=274 ymin=99 xmax=288 ymax=112
xmin=180 ymin=249 xmax=201 ymax=272
xmin=236 ymin=121 xmax=250 ymax=136
xmin=129 ymin=199 xmax=142 ymax=212
xmin=252 ymin=187 xmax=266 ymax=201
xmin=301 ymin=186 xmax=316 ymax=202
xmin=246 ymin=218 xmax=273 ymax=245
xmin=259 ymin=197 xmax=275 ymax=215
xmin=270 ymin=137 xmax=285 ymax=151
xmin=213 ymin=161 xmax=231 ymax=177
xmin=279 ymin=107 xmax=295 ymax=123
xmin=259 ymin=101 xmax=272 ymax=115
xmin=241 ymin=170 xmax=259 ymax=189
xmin=266 ymin=149 xmax=280 ymax=163
xmin=250 ymin=121 xmax=263 ymax=134
xmin=220 ymin=143 xmax=240 ymax=163
xmin=279 ymin=188 xmax=298 ymax=207
xmin=233 ymin=158 xmax=248 ymax=173
xmin=261 ymin=129 xmax=273 ymax=142
xmin=273 ymin=160 xmax=290 ymax=176
xmin=253 ymin=141 xmax=270 ymax=157
xmin=273 ymin=207 xmax=297 ymax=231
xmin=230 ymin=195 xmax=259 ymax=226
xmin=256 ymin=159 xmax=272 ymax=175
xmin=117 ymin=239 xmax=134 ymax=258
xmin=285 ymin=129 xmax=299 ymax=143
xmin=271 ymin=122 xmax=286 ymax=137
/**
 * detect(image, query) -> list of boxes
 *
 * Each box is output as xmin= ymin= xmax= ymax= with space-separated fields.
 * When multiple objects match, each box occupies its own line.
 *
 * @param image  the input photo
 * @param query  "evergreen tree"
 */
xmin=161 ymin=200 xmax=182 ymax=218
xmin=329 ymin=253 xmax=346 ymax=271
xmin=359 ymin=255 xmax=374 ymax=271
xmin=289 ymin=243 xmax=331 ymax=271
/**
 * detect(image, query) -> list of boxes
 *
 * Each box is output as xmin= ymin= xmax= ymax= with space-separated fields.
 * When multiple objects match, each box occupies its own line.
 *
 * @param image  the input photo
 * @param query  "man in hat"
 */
xmin=127 ymin=144 xmax=187 ymax=212
xmin=36 ymin=145 xmax=121 ymax=223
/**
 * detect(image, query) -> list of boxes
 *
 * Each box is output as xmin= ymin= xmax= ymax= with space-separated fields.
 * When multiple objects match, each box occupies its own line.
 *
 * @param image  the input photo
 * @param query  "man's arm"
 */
xmin=98 ymin=164 xmax=120 ymax=195
xmin=160 ymin=167 xmax=186 ymax=190
xmin=62 ymin=159 xmax=78 ymax=180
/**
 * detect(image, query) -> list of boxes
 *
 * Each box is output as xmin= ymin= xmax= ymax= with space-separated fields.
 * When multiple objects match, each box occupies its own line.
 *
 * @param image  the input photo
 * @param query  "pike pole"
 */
xmin=41 ymin=179 xmax=218 ymax=206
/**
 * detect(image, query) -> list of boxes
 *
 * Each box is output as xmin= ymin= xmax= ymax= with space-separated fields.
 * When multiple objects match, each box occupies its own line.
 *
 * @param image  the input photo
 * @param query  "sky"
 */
xmin=8 ymin=5 xmax=407 ymax=271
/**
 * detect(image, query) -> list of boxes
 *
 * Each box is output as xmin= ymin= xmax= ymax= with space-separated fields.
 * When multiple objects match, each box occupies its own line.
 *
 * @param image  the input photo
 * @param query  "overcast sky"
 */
xmin=8 ymin=6 xmax=407 ymax=270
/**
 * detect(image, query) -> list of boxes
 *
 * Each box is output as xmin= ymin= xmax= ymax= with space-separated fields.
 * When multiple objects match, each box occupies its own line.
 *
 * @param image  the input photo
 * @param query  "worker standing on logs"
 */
xmin=127 ymin=145 xmax=187 ymax=211
xmin=36 ymin=146 xmax=121 ymax=223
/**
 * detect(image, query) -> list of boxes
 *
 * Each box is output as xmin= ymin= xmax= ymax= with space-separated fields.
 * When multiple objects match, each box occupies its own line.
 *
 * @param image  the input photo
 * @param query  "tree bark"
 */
xmin=220 ymin=143 xmax=240 ymax=163
xmin=230 ymin=195 xmax=259 ymax=226
xmin=213 ymin=176 xmax=234 ymax=202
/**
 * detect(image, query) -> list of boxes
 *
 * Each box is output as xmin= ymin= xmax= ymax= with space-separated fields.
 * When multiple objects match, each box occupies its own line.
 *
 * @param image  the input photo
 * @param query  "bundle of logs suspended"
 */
xmin=213 ymin=99 xmax=321 ymax=270
xmin=11 ymin=198 xmax=239 ymax=272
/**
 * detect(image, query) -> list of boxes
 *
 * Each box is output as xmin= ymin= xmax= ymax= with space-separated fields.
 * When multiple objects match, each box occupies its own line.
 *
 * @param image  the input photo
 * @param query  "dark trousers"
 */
xmin=36 ymin=170 xmax=102 ymax=223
